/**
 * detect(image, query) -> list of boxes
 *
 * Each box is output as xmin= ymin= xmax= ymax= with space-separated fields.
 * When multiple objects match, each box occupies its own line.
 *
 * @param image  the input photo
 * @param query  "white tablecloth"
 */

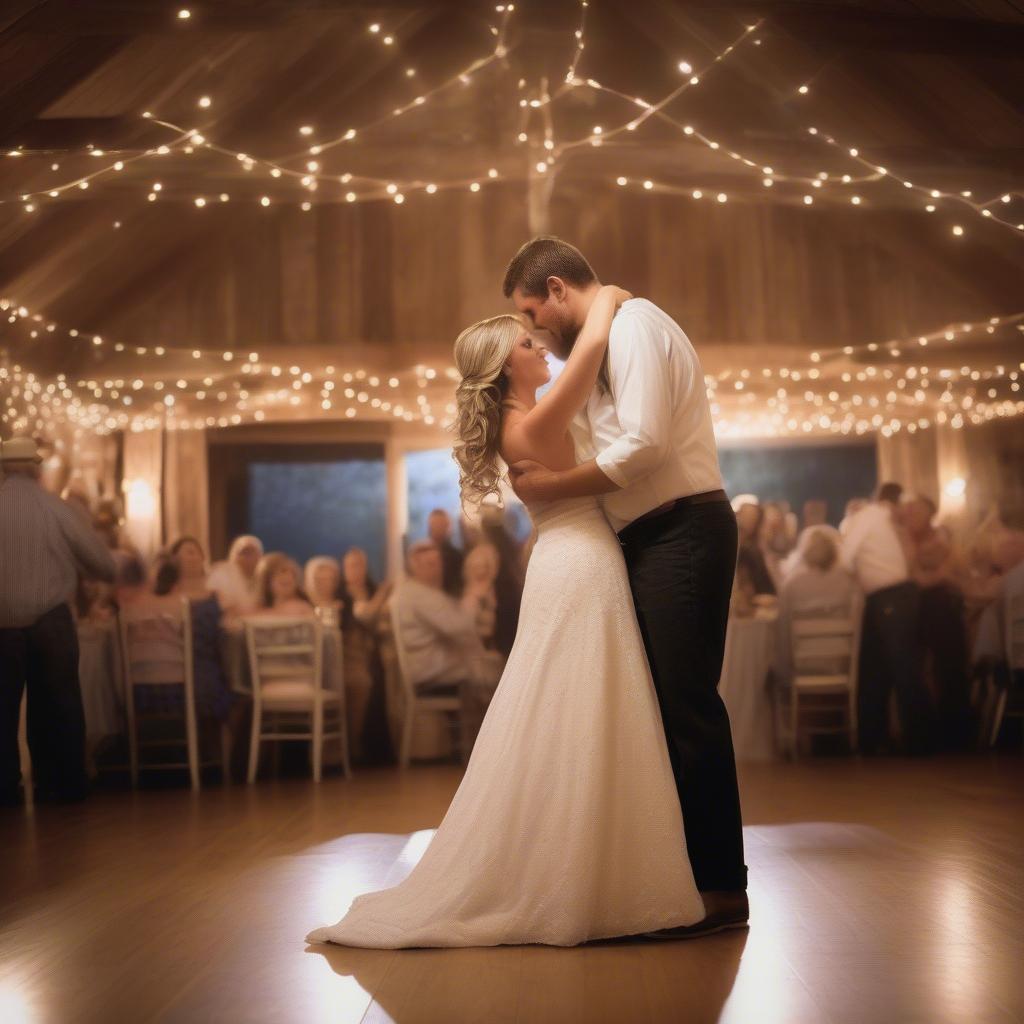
xmin=719 ymin=612 xmax=776 ymax=761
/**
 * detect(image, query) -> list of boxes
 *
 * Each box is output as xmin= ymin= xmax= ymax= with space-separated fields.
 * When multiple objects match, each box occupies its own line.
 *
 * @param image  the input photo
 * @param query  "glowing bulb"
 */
xmin=425 ymin=183 xmax=437 ymax=194
xmin=952 ymin=225 xmax=964 ymax=236
xmin=798 ymin=84 xmax=809 ymax=94
xmin=717 ymin=193 xmax=727 ymax=203
xmin=194 ymin=197 xmax=206 ymax=207
xmin=177 ymin=8 xmax=191 ymax=19
xmin=198 ymin=95 xmax=211 ymax=108
xmin=260 ymin=196 xmax=271 ymax=207
xmin=300 ymin=125 xmax=313 ymax=136
xmin=616 ymin=176 xmax=627 ymax=186
xmin=678 ymin=61 xmax=692 ymax=74
xmin=851 ymin=195 xmax=861 ymax=205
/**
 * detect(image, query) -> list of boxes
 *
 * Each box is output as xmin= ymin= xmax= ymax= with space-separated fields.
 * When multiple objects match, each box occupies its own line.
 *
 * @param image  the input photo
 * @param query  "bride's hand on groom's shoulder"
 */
xmin=601 ymin=285 xmax=633 ymax=308
xmin=508 ymin=460 xmax=555 ymax=503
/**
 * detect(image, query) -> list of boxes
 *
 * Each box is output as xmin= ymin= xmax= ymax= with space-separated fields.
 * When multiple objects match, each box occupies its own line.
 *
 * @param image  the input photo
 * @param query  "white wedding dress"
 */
xmin=306 ymin=496 xmax=704 ymax=948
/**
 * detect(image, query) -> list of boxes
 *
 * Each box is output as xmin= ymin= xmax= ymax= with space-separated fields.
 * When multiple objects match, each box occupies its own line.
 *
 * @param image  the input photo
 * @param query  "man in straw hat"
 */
xmin=0 ymin=436 xmax=115 ymax=805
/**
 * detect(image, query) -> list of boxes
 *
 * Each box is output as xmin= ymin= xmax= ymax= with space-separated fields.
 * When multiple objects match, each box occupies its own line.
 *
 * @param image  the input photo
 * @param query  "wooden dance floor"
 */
xmin=1 ymin=756 xmax=1022 ymax=1023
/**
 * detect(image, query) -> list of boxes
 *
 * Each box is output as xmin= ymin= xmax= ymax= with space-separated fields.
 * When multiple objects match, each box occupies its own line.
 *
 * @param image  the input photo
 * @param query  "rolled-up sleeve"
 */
xmin=594 ymin=314 xmax=672 ymax=488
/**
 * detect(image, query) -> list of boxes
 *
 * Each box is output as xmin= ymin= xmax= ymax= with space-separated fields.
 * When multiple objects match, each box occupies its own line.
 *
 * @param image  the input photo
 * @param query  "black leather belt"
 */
xmin=631 ymin=489 xmax=729 ymax=527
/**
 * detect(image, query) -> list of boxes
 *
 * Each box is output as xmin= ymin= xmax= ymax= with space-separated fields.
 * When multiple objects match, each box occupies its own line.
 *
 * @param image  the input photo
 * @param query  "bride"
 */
xmin=305 ymin=285 xmax=704 ymax=948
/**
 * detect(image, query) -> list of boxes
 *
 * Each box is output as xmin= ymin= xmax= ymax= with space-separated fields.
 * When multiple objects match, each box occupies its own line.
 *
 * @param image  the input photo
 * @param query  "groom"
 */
xmin=504 ymin=237 xmax=748 ymax=937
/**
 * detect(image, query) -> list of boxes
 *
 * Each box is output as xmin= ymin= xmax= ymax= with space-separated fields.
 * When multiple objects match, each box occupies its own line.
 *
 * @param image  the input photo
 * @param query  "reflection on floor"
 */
xmin=1 ymin=756 xmax=1022 ymax=1023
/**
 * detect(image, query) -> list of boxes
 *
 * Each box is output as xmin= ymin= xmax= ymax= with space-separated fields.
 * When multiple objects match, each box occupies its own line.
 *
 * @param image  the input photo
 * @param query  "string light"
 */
xmin=805 ymin=125 xmax=1024 ymax=237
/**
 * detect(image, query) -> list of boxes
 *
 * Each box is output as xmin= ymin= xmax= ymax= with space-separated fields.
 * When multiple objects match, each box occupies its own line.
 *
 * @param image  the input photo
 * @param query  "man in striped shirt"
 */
xmin=0 ymin=437 xmax=116 ymax=804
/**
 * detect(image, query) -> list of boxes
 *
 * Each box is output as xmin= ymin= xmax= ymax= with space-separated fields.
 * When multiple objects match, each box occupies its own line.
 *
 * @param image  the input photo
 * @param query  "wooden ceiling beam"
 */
xmin=6 ymin=0 xmax=481 ymax=35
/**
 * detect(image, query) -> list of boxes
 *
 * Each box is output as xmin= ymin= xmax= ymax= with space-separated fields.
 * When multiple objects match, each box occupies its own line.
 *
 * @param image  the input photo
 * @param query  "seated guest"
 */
xmin=337 ymin=547 xmax=393 ymax=763
xmin=394 ymin=540 xmax=500 ymax=754
xmin=163 ymin=536 xmax=215 ymax=601
xmin=774 ymin=532 xmax=858 ymax=689
xmin=427 ymin=508 xmax=464 ymax=597
xmin=394 ymin=541 xmax=482 ymax=686
xmin=112 ymin=554 xmax=150 ymax=609
xmin=802 ymin=499 xmax=828 ymax=532
xmin=138 ymin=556 xmax=232 ymax=723
xmin=304 ymin=556 xmax=342 ymax=615
xmin=736 ymin=502 xmax=777 ymax=598
xmin=207 ymin=535 xmax=263 ymax=618
xmin=779 ymin=523 xmax=842 ymax=582
xmin=251 ymin=553 xmax=314 ymax=618
xmin=903 ymin=496 xmax=971 ymax=750
xmin=461 ymin=542 xmax=500 ymax=648
xmin=841 ymin=482 xmax=933 ymax=754
xmin=762 ymin=501 xmax=796 ymax=561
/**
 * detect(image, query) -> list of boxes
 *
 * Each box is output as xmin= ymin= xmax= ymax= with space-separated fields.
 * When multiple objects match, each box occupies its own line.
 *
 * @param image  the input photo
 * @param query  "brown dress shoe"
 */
xmin=641 ymin=890 xmax=749 ymax=941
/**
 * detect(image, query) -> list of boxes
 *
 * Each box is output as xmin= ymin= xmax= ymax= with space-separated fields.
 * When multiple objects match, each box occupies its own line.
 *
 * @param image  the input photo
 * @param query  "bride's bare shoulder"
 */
xmin=499 ymin=408 xmax=533 ymax=465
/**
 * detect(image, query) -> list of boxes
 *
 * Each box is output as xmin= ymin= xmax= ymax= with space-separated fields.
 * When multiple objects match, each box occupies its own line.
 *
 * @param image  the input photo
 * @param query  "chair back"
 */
xmin=1006 ymin=592 xmax=1024 ymax=672
xmin=244 ymin=617 xmax=323 ymax=702
xmin=791 ymin=617 xmax=859 ymax=685
xmin=389 ymin=596 xmax=417 ymax=703
xmin=118 ymin=597 xmax=194 ymax=689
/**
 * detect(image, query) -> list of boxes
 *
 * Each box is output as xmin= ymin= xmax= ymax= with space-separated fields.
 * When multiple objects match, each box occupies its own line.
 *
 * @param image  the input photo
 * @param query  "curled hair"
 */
xmin=451 ymin=314 xmax=522 ymax=508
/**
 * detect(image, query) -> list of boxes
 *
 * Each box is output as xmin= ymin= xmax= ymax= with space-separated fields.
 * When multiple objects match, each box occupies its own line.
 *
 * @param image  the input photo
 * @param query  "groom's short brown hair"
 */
xmin=502 ymin=236 xmax=598 ymax=298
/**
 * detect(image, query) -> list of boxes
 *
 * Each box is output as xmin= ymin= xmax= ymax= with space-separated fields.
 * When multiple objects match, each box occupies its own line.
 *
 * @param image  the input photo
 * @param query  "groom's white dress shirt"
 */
xmin=571 ymin=298 xmax=724 ymax=533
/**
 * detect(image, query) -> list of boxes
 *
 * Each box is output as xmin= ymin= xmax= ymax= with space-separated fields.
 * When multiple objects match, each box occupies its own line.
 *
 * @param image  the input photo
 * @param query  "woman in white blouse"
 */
xmin=207 ymin=535 xmax=263 ymax=619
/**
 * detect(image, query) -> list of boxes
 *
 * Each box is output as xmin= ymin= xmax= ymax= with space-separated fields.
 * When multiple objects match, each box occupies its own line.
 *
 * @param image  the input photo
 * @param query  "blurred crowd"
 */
xmin=731 ymin=485 xmax=1024 ymax=755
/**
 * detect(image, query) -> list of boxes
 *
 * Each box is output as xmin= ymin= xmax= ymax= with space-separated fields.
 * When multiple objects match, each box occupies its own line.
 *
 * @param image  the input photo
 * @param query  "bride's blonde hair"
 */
xmin=451 ymin=313 xmax=523 ymax=508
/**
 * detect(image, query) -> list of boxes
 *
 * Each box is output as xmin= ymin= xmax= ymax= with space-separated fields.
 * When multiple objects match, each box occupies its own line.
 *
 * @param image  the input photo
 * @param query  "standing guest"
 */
xmin=840 ymin=498 xmax=869 ymax=536
xmin=252 ymin=553 xmax=314 ymax=617
xmin=461 ymin=542 xmax=500 ymax=648
xmin=0 ymin=437 xmax=115 ymax=804
xmin=841 ymin=482 xmax=933 ymax=754
xmin=207 ymin=535 xmax=264 ymax=619
xmin=304 ymin=556 xmax=342 ymax=614
xmin=480 ymin=504 xmax=525 ymax=657
xmin=427 ymin=508 xmax=464 ymax=597
xmin=903 ymin=496 xmax=971 ymax=749
xmin=337 ymin=547 xmax=393 ymax=763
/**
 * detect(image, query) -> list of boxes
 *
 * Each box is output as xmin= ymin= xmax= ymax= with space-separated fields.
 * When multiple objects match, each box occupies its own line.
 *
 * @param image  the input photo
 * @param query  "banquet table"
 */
xmin=718 ymin=610 xmax=777 ymax=761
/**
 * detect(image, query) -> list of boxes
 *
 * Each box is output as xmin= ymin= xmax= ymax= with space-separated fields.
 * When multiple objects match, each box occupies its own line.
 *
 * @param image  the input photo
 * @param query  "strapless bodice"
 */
xmin=526 ymin=495 xmax=605 ymax=532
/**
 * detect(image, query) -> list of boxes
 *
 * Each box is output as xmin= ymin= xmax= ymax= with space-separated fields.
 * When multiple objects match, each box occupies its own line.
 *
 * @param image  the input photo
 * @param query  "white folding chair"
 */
xmin=389 ymin=601 xmax=463 ymax=769
xmin=990 ymin=592 xmax=1024 ymax=747
xmin=779 ymin=617 xmax=860 ymax=758
xmin=245 ymin=617 xmax=349 ymax=783
xmin=119 ymin=598 xmax=227 ymax=790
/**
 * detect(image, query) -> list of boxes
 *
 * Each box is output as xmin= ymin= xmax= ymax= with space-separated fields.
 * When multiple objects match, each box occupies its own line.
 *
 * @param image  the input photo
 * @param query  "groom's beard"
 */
xmin=554 ymin=319 xmax=582 ymax=359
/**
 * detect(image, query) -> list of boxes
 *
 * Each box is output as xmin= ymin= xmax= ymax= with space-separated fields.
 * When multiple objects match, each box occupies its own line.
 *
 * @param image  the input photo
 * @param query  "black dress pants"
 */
xmin=620 ymin=499 xmax=747 ymax=893
xmin=0 ymin=602 xmax=89 ymax=800
xmin=857 ymin=581 xmax=933 ymax=755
